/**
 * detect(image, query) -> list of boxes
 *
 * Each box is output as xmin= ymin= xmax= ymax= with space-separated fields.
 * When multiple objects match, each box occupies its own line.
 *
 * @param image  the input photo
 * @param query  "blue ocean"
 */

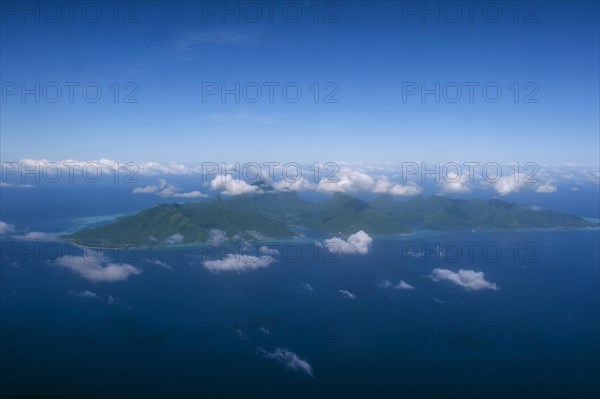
xmin=1 ymin=183 xmax=599 ymax=398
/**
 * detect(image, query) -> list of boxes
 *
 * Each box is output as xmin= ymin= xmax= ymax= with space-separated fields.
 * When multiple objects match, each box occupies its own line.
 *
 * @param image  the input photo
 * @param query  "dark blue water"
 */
xmin=1 ymin=184 xmax=599 ymax=398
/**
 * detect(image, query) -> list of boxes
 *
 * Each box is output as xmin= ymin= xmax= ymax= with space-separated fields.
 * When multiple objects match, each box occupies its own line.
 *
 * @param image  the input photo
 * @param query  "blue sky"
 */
xmin=1 ymin=1 xmax=599 ymax=165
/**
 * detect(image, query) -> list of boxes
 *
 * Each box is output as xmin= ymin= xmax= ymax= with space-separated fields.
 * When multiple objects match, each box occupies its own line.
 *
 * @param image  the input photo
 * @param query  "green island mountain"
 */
xmin=64 ymin=187 xmax=596 ymax=248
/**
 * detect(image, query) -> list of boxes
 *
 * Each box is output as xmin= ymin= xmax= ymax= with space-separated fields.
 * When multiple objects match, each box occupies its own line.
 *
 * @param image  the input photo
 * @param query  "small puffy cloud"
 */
xmin=324 ymin=230 xmax=373 ymax=255
xmin=207 ymin=229 xmax=227 ymax=246
xmin=70 ymin=290 xmax=122 ymax=306
xmin=493 ymin=174 xmax=526 ymax=196
xmin=203 ymin=246 xmax=276 ymax=272
xmin=258 ymin=245 xmax=281 ymax=257
xmin=0 ymin=221 xmax=60 ymax=241
xmin=72 ymin=290 xmax=101 ymax=300
xmin=145 ymin=259 xmax=173 ymax=270
xmin=132 ymin=185 xmax=160 ymax=194
xmin=133 ymin=179 xmax=207 ymax=198
xmin=388 ymin=183 xmax=422 ymax=196
xmin=339 ymin=289 xmax=356 ymax=299
xmin=431 ymin=268 xmax=498 ymax=291
xmin=377 ymin=280 xmax=393 ymax=288
xmin=256 ymin=347 xmax=314 ymax=378
xmin=439 ymin=172 xmax=471 ymax=194
xmin=373 ymin=178 xmax=392 ymax=193
xmin=55 ymin=253 xmax=141 ymax=282
xmin=165 ymin=233 xmax=184 ymax=244
xmin=0 ymin=221 xmax=16 ymax=235
xmin=300 ymin=282 xmax=314 ymax=293
xmin=535 ymin=182 xmax=557 ymax=193
xmin=11 ymin=231 xmax=60 ymax=242
xmin=377 ymin=279 xmax=415 ymax=290
xmin=272 ymin=177 xmax=315 ymax=192
xmin=173 ymin=190 xmax=206 ymax=198
xmin=397 ymin=280 xmax=415 ymax=290
xmin=210 ymin=175 xmax=260 ymax=196
xmin=530 ymin=205 xmax=543 ymax=211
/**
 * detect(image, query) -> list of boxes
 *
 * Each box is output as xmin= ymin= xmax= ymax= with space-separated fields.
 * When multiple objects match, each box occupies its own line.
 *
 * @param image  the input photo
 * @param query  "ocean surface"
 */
xmin=1 ymin=183 xmax=599 ymax=398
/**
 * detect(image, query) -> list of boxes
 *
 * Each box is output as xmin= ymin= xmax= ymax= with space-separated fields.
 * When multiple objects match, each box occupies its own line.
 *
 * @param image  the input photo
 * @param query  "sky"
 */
xmin=1 ymin=0 xmax=599 ymax=166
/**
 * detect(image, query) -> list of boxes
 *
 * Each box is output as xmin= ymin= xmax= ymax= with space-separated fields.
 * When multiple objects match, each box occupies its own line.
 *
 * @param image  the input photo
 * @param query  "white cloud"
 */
xmin=257 ymin=245 xmax=280 ymax=257
xmin=324 ymin=230 xmax=373 ymax=255
xmin=535 ymin=182 xmax=557 ymax=193
xmin=388 ymin=183 xmax=423 ymax=196
xmin=132 ymin=184 xmax=160 ymax=194
xmin=339 ymin=289 xmax=356 ymax=299
xmin=317 ymin=169 xmax=377 ymax=193
xmin=493 ymin=174 xmax=526 ymax=196
xmin=377 ymin=279 xmax=415 ymax=290
xmin=0 ymin=221 xmax=62 ymax=245
xmin=300 ymin=282 xmax=314 ymax=293
xmin=530 ymin=205 xmax=543 ymax=211
xmin=316 ymin=168 xmax=422 ymax=196
xmin=72 ymin=290 xmax=101 ymax=300
xmin=173 ymin=190 xmax=206 ymax=198
xmin=11 ymin=231 xmax=60 ymax=242
xmin=397 ymin=280 xmax=415 ymax=290
xmin=433 ymin=297 xmax=447 ymax=304
xmin=256 ymin=347 xmax=314 ymax=378
xmin=55 ymin=253 xmax=141 ymax=282
xmin=165 ymin=233 xmax=184 ymax=244
xmin=145 ymin=259 xmax=173 ymax=270
xmin=0 ymin=221 xmax=16 ymax=235
xmin=207 ymin=229 xmax=227 ymax=246
xmin=430 ymin=268 xmax=498 ymax=291
xmin=132 ymin=179 xmax=206 ymax=198
xmin=272 ymin=177 xmax=315 ymax=192
xmin=70 ymin=290 xmax=122 ymax=306
xmin=203 ymin=246 xmax=276 ymax=272
xmin=210 ymin=175 xmax=260 ymax=196
xmin=377 ymin=280 xmax=393 ymax=288
xmin=439 ymin=172 xmax=471 ymax=194
xmin=313 ymin=167 xmax=424 ymax=196
xmin=373 ymin=178 xmax=392 ymax=193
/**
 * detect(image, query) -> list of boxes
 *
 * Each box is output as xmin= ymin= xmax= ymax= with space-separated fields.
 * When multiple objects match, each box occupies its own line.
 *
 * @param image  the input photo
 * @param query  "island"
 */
xmin=63 ymin=185 xmax=596 ymax=248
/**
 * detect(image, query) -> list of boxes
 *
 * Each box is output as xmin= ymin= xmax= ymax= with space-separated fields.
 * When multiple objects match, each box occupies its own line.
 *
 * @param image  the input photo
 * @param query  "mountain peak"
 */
xmin=251 ymin=179 xmax=274 ymax=191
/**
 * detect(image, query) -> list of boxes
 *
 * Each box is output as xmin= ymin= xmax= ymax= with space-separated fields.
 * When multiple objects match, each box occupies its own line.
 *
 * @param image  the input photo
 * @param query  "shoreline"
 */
xmin=62 ymin=224 xmax=600 ymax=251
